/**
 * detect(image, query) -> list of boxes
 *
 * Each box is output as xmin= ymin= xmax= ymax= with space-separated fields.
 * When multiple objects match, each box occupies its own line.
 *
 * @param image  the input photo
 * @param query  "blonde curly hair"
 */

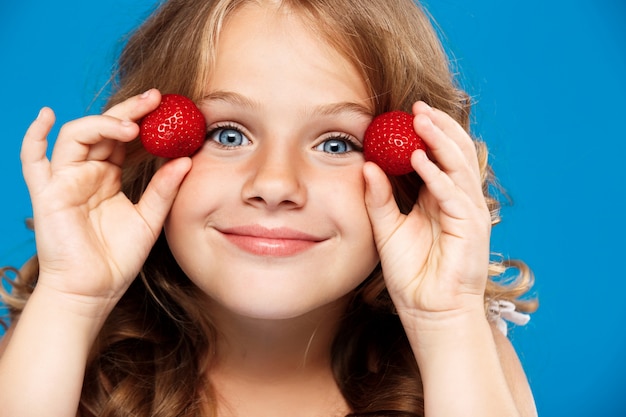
xmin=1 ymin=0 xmax=537 ymax=415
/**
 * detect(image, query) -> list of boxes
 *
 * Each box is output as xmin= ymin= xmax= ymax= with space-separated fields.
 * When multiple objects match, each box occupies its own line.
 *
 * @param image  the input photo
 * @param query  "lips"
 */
xmin=217 ymin=225 xmax=327 ymax=257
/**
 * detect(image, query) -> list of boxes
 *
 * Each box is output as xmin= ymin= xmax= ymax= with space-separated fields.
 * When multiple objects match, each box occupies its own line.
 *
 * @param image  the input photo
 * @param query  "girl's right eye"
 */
xmin=207 ymin=126 xmax=250 ymax=148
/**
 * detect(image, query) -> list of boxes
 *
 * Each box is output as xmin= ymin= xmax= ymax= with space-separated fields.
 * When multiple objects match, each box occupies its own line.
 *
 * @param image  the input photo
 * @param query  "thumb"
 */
xmin=135 ymin=157 xmax=192 ymax=237
xmin=363 ymin=161 xmax=404 ymax=247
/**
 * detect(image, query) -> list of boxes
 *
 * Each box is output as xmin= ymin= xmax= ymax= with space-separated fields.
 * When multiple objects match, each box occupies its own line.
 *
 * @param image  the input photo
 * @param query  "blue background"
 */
xmin=1 ymin=1 xmax=625 ymax=415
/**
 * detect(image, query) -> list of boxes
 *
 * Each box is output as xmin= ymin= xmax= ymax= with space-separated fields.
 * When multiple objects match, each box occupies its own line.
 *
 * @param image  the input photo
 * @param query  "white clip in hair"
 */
xmin=487 ymin=300 xmax=531 ymax=336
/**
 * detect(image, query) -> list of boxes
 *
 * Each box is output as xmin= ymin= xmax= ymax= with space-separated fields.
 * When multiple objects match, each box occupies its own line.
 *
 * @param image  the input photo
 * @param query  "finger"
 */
xmin=413 ymin=101 xmax=480 ymax=178
xmin=363 ymin=161 xmax=405 ymax=247
xmin=50 ymin=115 xmax=139 ymax=167
xmin=135 ymin=157 xmax=192 ymax=238
xmin=411 ymin=149 xmax=477 ymax=220
xmin=83 ymin=120 xmax=137 ymax=163
xmin=48 ymin=89 xmax=162 ymax=167
xmin=57 ymin=89 xmax=161 ymax=164
xmin=96 ymin=90 xmax=163 ymax=166
xmin=411 ymin=111 xmax=484 ymax=205
xmin=106 ymin=141 xmax=130 ymax=168
xmin=21 ymin=108 xmax=55 ymax=194
xmin=363 ymin=162 xmax=434 ymax=287
xmin=103 ymin=88 xmax=161 ymax=122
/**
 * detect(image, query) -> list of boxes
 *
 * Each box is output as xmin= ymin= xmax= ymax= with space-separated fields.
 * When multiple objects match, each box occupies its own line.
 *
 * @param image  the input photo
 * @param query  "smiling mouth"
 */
xmin=218 ymin=225 xmax=327 ymax=257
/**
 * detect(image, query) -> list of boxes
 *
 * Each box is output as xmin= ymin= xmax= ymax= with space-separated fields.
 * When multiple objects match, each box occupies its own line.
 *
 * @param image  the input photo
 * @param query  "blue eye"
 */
xmin=316 ymin=137 xmax=355 ymax=154
xmin=209 ymin=127 xmax=250 ymax=147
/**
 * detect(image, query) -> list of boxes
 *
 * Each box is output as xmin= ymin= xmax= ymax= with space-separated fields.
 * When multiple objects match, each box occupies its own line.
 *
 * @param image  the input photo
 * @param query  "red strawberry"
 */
xmin=363 ymin=110 xmax=428 ymax=176
xmin=139 ymin=94 xmax=206 ymax=158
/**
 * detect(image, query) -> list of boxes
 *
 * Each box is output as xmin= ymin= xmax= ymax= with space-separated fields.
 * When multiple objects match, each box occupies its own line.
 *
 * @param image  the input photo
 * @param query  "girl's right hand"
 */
xmin=20 ymin=89 xmax=191 ymax=318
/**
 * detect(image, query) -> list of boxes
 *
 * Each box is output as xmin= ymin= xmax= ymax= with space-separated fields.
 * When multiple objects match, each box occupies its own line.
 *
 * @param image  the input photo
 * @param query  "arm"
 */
xmin=397 ymin=310 xmax=536 ymax=417
xmin=0 ymin=90 xmax=191 ymax=417
xmin=364 ymin=101 xmax=536 ymax=417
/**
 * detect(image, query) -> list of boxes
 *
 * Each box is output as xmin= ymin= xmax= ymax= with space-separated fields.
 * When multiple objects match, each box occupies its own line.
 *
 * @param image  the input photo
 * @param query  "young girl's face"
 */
xmin=165 ymin=3 xmax=379 ymax=320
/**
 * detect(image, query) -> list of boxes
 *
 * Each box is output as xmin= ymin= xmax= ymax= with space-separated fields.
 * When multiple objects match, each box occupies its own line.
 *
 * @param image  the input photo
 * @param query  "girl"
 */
xmin=0 ymin=0 xmax=537 ymax=416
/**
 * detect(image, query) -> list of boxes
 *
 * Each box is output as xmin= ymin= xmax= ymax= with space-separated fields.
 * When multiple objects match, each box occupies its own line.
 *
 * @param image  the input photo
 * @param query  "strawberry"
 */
xmin=363 ymin=110 xmax=428 ymax=176
xmin=139 ymin=94 xmax=206 ymax=158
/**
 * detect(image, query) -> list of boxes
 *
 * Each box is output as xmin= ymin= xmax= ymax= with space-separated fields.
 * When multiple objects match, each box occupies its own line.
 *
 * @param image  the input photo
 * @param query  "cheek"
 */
xmin=319 ymin=168 xmax=373 ymax=240
xmin=170 ymin=158 xmax=237 ymax=211
xmin=327 ymin=167 xmax=367 ymax=212
xmin=164 ymin=162 xmax=227 ymax=240
xmin=166 ymin=175 xmax=207 ymax=226
xmin=163 ymin=165 xmax=225 ymax=280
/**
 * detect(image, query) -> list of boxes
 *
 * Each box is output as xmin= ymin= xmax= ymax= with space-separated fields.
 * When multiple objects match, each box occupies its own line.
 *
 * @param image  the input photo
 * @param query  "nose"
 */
xmin=241 ymin=145 xmax=307 ymax=210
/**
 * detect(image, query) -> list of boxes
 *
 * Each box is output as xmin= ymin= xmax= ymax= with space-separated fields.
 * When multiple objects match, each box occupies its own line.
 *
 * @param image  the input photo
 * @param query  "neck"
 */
xmin=205 ymin=296 xmax=352 ymax=417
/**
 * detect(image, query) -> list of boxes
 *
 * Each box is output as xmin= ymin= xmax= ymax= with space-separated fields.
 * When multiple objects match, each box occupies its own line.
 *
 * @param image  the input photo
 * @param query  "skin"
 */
xmin=0 ymin=2 xmax=537 ymax=417
xmin=165 ymin=5 xmax=379 ymax=320
xmin=163 ymin=5 xmax=378 ymax=415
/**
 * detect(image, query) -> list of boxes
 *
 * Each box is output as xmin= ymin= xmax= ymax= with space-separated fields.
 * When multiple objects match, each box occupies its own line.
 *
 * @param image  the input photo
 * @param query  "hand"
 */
xmin=363 ymin=101 xmax=491 ymax=325
xmin=20 ymin=89 xmax=191 ymax=316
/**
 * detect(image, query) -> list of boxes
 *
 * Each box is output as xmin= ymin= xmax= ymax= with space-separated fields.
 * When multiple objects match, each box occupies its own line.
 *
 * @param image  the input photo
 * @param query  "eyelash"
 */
xmin=318 ymin=133 xmax=363 ymax=154
xmin=205 ymin=122 xmax=249 ymax=148
xmin=205 ymin=123 xmax=362 ymax=153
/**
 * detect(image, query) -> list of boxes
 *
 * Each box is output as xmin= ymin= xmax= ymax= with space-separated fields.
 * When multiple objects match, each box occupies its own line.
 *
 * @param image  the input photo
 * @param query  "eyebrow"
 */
xmin=201 ymin=90 xmax=373 ymax=119
xmin=202 ymin=90 xmax=259 ymax=110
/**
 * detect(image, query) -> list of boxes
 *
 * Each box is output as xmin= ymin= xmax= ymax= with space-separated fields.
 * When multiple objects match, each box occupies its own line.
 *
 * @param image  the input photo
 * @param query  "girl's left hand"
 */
xmin=363 ymin=101 xmax=492 ymax=326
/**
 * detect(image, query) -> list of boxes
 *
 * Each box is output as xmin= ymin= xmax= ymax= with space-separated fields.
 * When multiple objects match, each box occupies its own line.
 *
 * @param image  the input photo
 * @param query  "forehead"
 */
xmin=206 ymin=2 xmax=371 ymax=111
xmin=216 ymin=2 xmax=349 ymax=70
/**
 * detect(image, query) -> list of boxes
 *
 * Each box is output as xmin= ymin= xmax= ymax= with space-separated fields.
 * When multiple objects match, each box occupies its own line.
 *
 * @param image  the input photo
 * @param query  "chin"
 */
xmin=209 ymin=290 xmax=354 ymax=322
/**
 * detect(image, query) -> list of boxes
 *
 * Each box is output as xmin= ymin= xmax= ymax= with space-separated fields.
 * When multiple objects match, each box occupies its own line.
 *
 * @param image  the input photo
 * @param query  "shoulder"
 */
xmin=491 ymin=324 xmax=538 ymax=417
xmin=0 ymin=323 xmax=16 ymax=357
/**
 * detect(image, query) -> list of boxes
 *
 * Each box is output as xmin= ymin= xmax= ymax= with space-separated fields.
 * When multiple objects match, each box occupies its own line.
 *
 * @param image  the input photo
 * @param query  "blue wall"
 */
xmin=1 ymin=1 xmax=625 ymax=415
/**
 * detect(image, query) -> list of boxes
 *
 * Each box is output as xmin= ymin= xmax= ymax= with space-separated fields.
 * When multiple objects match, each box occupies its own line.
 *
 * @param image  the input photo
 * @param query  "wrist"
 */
xmin=29 ymin=280 xmax=116 ymax=333
xmin=397 ymin=305 xmax=491 ymax=355
xmin=394 ymin=293 xmax=487 ymax=334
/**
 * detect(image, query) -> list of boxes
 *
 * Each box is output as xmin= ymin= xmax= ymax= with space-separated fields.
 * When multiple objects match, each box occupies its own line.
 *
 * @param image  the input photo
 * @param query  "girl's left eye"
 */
xmin=315 ymin=137 xmax=359 ymax=154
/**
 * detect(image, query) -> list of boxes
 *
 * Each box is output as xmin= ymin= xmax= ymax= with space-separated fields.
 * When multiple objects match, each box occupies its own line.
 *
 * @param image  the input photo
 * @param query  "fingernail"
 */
xmin=416 ymin=148 xmax=428 ymax=159
xmin=121 ymin=120 xmax=133 ymax=127
xmin=140 ymin=89 xmax=152 ymax=99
